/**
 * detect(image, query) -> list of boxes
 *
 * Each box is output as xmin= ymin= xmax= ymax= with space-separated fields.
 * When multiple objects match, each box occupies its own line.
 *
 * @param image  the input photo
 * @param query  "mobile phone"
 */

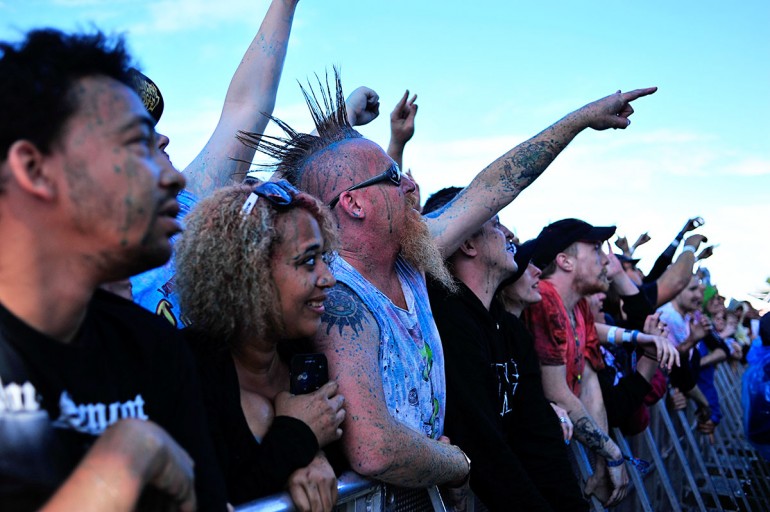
xmin=290 ymin=353 xmax=329 ymax=395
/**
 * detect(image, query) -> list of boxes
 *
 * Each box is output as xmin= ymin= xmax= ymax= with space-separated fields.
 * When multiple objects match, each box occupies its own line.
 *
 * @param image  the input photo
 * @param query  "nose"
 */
xmin=317 ymin=260 xmax=337 ymax=289
xmin=158 ymin=154 xmax=186 ymax=194
xmin=401 ymin=171 xmax=417 ymax=195
xmin=530 ymin=263 xmax=542 ymax=278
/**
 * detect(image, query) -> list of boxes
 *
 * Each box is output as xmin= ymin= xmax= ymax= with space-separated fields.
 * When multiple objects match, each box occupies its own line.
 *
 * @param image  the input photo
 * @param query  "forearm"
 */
xmin=345 ymin=423 xmax=467 ymax=487
xmin=700 ymin=348 xmax=727 ymax=367
xmin=578 ymin=368 xmax=623 ymax=462
xmin=610 ymin=270 xmax=640 ymax=296
xmin=185 ymin=0 xmax=299 ymax=197
xmin=543 ymin=376 xmax=620 ymax=461
xmin=654 ymin=253 xmax=696 ymax=307
xmin=387 ymin=139 xmax=406 ymax=170
xmin=429 ymin=110 xmax=586 ymax=256
xmin=563 ymin=394 xmax=621 ymax=461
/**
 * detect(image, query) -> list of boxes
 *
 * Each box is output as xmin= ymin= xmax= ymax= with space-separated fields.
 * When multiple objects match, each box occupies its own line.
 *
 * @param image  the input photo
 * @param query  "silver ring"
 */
xmin=559 ymin=417 xmax=568 ymax=424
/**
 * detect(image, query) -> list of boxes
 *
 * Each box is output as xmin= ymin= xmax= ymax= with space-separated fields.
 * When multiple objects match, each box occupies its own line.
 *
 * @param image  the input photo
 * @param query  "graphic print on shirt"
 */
xmin=493 ymin=359 xmax=519 ymax=416
xmin=52 ymin=391 xmax=149 ymax=435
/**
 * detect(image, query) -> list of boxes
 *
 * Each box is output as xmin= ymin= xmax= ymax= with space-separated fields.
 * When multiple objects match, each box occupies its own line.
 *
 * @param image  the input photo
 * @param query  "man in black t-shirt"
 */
xmin=0 ymin=29 xmax=227 ymax=510
xmin=423 ymin=189 xmax=586 ymax=511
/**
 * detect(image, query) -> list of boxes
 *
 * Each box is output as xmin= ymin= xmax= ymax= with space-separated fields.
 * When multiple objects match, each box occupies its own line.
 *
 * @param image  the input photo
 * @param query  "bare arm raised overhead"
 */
xmin=184 ymin=0 xmax=301 ymax=198
xmin=425 ymin=88 xmax=657 ymax=258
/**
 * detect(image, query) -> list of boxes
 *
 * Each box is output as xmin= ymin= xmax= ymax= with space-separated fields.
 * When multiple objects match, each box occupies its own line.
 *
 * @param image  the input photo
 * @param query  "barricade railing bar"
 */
xmin=237 ymin=361 xmax=770 ymax=511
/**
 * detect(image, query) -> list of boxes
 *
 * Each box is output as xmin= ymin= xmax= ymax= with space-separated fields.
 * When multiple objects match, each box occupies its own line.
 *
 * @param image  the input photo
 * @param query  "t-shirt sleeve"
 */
xmin=524 ymin=289 xmax=570 ymax=367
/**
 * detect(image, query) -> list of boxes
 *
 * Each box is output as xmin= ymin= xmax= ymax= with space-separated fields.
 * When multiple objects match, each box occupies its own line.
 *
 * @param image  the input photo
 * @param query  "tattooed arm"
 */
xmin=183 ymin=0 xmax=300 ymax=198
xmin=541 ymin=363 xmax=628 ymax=505
xmin=315 ymin=283 xmax=469 ymax=487
xmin=425 ymin=87 xmax=657 ymax=258
xmin=539 ymin=364 xmax=621 ymax=461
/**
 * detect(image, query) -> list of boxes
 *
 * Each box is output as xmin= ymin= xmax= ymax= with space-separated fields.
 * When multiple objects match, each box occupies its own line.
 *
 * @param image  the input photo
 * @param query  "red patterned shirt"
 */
xmin=523 ymin=279 xmax=604 ymax=395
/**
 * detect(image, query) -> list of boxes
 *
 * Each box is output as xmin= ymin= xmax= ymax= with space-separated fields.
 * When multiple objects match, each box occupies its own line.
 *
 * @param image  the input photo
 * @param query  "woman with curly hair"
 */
xmin=175 ymin=179 xmax=346 ymax=511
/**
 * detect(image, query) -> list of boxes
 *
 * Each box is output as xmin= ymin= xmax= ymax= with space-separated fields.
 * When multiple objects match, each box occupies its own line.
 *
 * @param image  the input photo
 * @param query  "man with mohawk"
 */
xmin=244 ymin=74 xmax=657 ymax=492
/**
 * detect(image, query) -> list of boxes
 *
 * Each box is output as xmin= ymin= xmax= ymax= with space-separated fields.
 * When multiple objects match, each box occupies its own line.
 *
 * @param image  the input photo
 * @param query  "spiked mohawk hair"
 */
xmin=237 ymin=68 xmax=363 ymax=187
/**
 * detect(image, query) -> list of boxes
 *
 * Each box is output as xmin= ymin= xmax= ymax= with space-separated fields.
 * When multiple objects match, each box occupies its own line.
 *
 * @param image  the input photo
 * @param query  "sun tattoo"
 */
xmin=322 ymin=285 xmax=370 ymax=336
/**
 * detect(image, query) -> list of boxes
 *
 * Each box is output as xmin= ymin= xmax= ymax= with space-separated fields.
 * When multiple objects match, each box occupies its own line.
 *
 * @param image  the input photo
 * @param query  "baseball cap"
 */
xmin=128 ymin=68 xmax=164 ymax=124
xmin=532 ymin=218 xmax=616 ymax=269
xmin=617 ymin=254 xmax=641 ymax=266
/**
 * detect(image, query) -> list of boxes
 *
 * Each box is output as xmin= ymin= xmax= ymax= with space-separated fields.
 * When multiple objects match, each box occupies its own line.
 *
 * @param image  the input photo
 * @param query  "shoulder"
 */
xmin=90 ymin=290 xmax=187 ymax=355
xmin=319 ymin=282 xmax=378 ymax=341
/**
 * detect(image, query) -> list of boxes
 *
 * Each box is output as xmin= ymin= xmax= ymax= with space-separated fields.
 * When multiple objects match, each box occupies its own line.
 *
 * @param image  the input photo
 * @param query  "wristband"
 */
xmin=621 ymin=330 xmax=632 ymax=343
xmin=608 ymin=327 xmax=618 ymax=344
xmin=670 ymin=239 xmax=681 ymax=248
xmin=631 ymin=330 xmax=639 ymax=343
xmin=448 ymin=448 xmax=472 ymax=488
xmin=682 ymin=245 xmax=697 ymax=254
xmin=607 ymin=457 xmax=624 ymax=468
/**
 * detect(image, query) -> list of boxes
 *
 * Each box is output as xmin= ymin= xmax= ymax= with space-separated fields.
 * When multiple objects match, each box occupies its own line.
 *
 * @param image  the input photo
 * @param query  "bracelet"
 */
xmin=607 ymin=457 xmax=624 ymax=467
xmin=608 ymin=327 xmax=618 ymax=344
xmin=447 ymin=448 xmax=472 ymax=488
xmin=682 ymin=245 xmax=697 ymax=254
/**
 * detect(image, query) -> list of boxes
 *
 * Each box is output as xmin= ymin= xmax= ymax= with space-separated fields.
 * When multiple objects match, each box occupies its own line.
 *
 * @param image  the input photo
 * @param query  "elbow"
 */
xmin=343 ymin=437 xmax=396 ymax=478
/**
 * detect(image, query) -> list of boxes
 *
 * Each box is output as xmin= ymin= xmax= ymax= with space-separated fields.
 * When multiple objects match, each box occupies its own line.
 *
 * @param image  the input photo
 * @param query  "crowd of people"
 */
xmin=2 ymin=2 xmax=769 ymax=510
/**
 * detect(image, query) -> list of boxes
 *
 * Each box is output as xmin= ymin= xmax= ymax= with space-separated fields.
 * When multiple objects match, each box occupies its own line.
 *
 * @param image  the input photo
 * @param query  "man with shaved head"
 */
xmin=247 ymin=74 xmax=656 ymax=492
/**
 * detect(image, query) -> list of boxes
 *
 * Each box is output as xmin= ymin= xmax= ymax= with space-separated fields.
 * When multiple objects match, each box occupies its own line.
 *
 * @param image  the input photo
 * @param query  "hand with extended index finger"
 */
xmin=581 ymin=87 xmax=658 ymax=131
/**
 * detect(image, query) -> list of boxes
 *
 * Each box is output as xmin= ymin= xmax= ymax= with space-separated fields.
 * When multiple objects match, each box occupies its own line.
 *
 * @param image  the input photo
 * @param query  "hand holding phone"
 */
xmin=277 ymin=354 xmax=345 ymax=447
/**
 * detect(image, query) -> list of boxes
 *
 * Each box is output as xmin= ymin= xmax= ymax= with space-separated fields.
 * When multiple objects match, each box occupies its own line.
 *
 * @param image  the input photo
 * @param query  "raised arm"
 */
xmin=184 ymin=0 xmax=300 ymax=198
xmin=426 ymin=87 xmax=657 ymax=257
xmin=654 ymin=234 xmax=706 ymax=307
xmin=387 ymin=90 xmax=418 ymax=170
xmin=316 ymin=283 xmax=468 ymax=487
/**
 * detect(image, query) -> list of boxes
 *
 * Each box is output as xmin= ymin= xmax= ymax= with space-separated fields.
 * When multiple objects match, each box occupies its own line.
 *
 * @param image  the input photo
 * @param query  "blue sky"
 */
xmin=3 ymin=0 xmax=769 ymax=307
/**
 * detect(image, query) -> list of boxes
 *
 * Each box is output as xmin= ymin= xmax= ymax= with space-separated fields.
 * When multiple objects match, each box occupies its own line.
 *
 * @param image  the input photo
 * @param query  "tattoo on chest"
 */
xmin=322 ymin=287 xmax=370 ymax=336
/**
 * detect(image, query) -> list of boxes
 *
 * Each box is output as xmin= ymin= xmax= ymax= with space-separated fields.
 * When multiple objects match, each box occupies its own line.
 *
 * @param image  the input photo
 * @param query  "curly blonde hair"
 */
xmin=175 ymin=183 xmax=338 ymax=349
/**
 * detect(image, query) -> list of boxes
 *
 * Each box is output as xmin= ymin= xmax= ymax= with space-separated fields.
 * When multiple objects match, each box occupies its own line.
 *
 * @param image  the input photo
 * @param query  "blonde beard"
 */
xmin=400 ymin=206 xmax=458 ymax=293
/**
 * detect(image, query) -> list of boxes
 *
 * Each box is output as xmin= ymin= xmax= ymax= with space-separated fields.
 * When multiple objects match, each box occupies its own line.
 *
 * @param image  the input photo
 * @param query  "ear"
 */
xmin=458 ymin=237 xmax=478 ymax=258
xmin=337 ymin=191 xmax=365 ymax=220
xmin=556 ymin=252 xmax=574 ymax=272
xmin=6 ymin=140 xmax=57 ymax=201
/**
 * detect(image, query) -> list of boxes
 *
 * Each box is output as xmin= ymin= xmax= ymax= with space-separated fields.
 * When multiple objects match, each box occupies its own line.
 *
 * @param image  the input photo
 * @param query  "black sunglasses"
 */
xmin=327 ymin=163 xmax=402 ymax=209
xmin=241 ymin=179 xmax=300 ymax=216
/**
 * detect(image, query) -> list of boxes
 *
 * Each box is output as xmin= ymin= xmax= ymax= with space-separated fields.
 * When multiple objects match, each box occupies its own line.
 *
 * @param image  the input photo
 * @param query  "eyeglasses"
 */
xmin=241 ymin=179 xmax=300 ymax=216
xmin=327 ymin=163 xmax=402 ymax=209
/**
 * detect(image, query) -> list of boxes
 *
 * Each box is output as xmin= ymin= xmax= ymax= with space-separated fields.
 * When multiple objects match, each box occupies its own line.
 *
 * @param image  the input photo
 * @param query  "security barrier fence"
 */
xmin=237 ymin=362 xmax=770 ymax=511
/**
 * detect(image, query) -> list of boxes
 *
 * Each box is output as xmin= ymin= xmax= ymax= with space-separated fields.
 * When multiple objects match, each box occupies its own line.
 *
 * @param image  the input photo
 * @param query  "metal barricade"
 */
xmin=236 ymin=361 xmax=770 ymax=511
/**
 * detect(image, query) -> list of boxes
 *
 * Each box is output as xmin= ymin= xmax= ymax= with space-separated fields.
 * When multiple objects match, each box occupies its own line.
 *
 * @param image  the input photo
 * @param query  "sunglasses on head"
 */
xmin=241 ymin=179 xmax=301 ymax=216
xmin=327 ymin=163 xmax=402 ymax=209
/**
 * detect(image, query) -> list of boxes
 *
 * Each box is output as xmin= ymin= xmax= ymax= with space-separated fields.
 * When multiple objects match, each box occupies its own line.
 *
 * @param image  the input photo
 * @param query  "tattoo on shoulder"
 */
xmin=574 ymin=417 xmax=610 ymax=450
xmin=322 ymin=284 xmax=371 ymax=337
